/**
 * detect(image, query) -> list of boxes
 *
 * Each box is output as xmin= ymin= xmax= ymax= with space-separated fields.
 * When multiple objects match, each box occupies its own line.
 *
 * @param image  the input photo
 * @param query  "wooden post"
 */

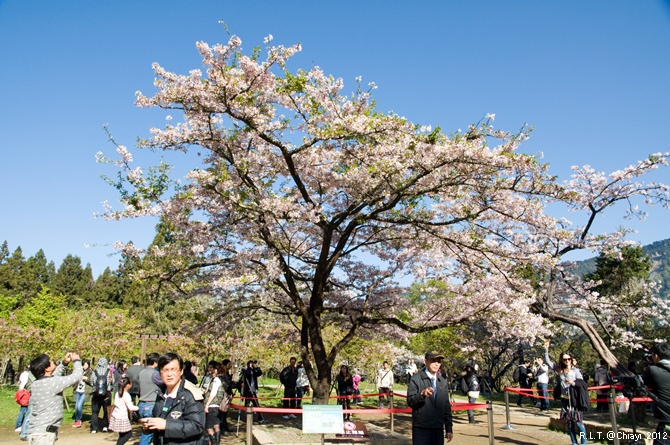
xmin=138 ymin=334 xmax=174 ymax=364
xmin=141 ymin=337 xmax=147 ymax=364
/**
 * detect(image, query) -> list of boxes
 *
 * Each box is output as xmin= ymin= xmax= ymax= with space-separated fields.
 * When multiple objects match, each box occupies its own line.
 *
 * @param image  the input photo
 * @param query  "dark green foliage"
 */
xmin=94 ymin=267 xmax=126 ymax=308
xmin=646 ymin=239 xmax=670 ymax=297
xmin=52 ymin=254 xmax=94 ymax=306
xmin=2 ymin=235 xmax=670 ymax=341
xmin=574 ymin=241 xmax=670 ymax=300
xmin=25 ymin=249 xmax=55 ymax=292
xmin=114 ymin=219 xmax=204 ymax=334
xmin=0 ymin=246 xmax=29 ymax=299
xmin=584 ymin=246 xmax=652 ymax=299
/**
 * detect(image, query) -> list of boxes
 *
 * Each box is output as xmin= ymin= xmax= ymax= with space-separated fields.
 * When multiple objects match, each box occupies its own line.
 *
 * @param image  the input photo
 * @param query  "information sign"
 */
xmin=302 ymin=405 xmax=344 ymax=434
xmin=337 ymin=420 xmax=369 ymax=438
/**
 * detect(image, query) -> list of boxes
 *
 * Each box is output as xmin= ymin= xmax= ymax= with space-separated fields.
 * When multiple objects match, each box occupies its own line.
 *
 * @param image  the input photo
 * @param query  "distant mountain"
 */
xmin=570 ymin=238 xmax=670 ymax=298
xmin=647 ymin=239 xmax=670 ymax=298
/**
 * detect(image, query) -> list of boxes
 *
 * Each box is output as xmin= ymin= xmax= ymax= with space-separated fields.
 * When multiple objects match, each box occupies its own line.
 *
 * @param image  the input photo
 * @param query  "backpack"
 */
xmin=512 ymin=366 xmax=520 ymax=383
xmin=461 ymin=374 xmax=480 ymax=396
xmin=94 ymin=370 xmax=109 ymax=397
xmin=280 ymin=367 xmax=289 ymax=386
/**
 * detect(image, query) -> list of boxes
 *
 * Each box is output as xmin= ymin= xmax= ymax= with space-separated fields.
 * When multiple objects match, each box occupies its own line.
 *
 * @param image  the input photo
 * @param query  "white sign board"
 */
xmin=302 ymin=404 xmax=344 ymax=434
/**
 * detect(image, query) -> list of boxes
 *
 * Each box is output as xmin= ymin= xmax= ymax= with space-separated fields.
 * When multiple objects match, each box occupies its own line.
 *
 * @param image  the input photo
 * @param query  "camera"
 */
xmin=615 ymin=374 xmax=647 ymax=399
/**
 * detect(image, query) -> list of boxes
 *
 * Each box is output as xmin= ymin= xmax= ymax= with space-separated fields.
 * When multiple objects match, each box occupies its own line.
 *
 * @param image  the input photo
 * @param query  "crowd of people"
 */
xmin=14 ymin=352 xmax=234 ymax=445
xmin=505 ymin=340 xmax=670 ymax=445
xmin=10 ymin=341 xmax=670 ymax=445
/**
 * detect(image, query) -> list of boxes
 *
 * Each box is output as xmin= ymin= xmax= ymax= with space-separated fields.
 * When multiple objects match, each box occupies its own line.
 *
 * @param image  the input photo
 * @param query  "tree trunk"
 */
xmin=311 ymin=378 xmax=333 ymax=405
xmin=301 ymin=313 xmax=335 ymax=404
xmin=532 ymin=299 xmax=631 ymax=376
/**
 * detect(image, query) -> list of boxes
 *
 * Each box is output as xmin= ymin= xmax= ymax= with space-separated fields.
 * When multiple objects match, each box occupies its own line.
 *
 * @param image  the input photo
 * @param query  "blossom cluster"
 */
xmin=101 ymin=33 xmax=670 ymax=358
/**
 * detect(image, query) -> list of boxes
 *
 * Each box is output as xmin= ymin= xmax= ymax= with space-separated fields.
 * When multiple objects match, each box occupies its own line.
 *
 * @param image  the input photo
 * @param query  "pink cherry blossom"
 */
xmin=102 ymin=32 xmax=670 ymax=395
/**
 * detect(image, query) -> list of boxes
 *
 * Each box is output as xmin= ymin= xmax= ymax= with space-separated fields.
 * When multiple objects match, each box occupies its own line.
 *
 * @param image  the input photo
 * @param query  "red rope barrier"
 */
xmin=228 ymin=396 xmax=488 ymax=416
xmin=503 ymin=386 xmax=653 ymax=403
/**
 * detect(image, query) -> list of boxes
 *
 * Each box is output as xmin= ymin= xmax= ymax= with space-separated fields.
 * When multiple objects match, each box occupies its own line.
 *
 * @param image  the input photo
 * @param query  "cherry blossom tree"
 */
xmin=530 ymin=161 xmax=670 ymax=373
xmin=100 ymin=33 xmax=670 ymax=400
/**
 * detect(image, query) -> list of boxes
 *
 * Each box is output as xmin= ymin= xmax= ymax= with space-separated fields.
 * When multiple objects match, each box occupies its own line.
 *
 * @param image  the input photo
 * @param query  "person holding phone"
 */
xmin=26 ymin=352 xmax=83 ymax=445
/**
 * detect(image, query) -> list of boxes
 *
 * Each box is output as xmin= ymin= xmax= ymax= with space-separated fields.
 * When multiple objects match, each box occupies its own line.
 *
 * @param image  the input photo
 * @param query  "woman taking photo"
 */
xmin=544 ymin=340 xmax=587 ymax=445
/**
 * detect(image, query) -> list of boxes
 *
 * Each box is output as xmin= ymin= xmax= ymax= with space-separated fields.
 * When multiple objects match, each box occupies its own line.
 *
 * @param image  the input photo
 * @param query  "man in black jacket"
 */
xmin=643 ymin=342 xmax=670 ymax=445
xmin=407 ymin=350 xmax=453 ymax=444
xmin=280 ymin=357 xmax=299 ymax=419
xmin=140 ymin=352 xmax=205 ymax=445
xmin=516 ymin=360 xmax=532 ymax=407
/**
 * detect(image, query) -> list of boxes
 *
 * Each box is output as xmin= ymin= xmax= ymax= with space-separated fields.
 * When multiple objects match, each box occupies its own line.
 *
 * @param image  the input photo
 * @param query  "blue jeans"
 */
xmin=537 ymin=383 xmax=549 ymax=410
xmin=15 ymin=405 xmax=28 ymax=429
xmin=467 ymin=396 xmax=477 ymax=422
xmin=562 ymin=399 xmax=586 ymax=445
xmin=296 ymin=386 xmax=307 ymax=407
xmin=19 ymin=403 xmax=32 ymax=439
xmin=74 ymin=391 xmax=86 ymax=421
xmin=138 ymin=402 xmax=155 ymax=445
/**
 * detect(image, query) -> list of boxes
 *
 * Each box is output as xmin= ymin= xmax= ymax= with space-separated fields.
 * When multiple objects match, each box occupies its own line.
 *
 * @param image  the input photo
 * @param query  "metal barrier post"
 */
xmin=246 ymin=405 xmax=253 ymax=445
xmin=390 ymin=392 xmax=394 ymax=432
xmin=501 ymin=388 xmax=516 ymax=430
xmin=608 ymin=390 xmax=620 ymax=445
xmin=487 ymin=400 xmax=495 ymax=445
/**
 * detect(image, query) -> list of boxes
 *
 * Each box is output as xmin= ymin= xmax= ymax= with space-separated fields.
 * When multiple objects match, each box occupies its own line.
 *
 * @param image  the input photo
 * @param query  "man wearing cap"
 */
xmin=407 ymin=350 xmax=453 ymax=444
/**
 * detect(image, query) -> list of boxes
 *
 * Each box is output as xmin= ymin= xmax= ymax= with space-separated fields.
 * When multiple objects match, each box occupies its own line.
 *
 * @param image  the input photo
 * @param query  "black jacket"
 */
xmin=152 ymin=379 xmax=205 ymax=445
xmin=643 ymin=362 xmax=670 ymax=423
xmin=280 ymin=365 xmax=298 ymax=388
xmin=407 ymin=371 xmax=453 ymax=433
xmin=517 ymin=365 xmax=531 ymax=387
xmin=241 ymin=366 xmax=263 ymax=397
xmin=572 ymin=379 xmax=590 ymax=412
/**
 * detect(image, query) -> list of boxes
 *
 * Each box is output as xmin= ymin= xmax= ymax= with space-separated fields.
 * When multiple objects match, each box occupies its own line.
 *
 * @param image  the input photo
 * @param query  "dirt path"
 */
xmin=1 ymin=404 xmax=577 ymax=445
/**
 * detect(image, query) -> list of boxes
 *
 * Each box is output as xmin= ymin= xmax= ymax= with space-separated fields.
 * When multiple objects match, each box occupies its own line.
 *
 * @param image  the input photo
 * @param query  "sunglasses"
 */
xmin=562 ymin=357 xmax=572 ymax=362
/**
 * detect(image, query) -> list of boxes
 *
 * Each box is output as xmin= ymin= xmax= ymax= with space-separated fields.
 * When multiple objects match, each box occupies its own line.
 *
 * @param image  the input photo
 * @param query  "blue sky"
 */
xmin=1 ymin=1 xmax=669 ymax=276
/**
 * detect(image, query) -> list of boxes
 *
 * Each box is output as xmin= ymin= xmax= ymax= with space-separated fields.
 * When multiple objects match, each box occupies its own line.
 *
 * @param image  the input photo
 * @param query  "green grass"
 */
xmin=0 ymin=386 xmax=19 ymax=429
xmin=0 ymin=385 xmax=83 ymax=430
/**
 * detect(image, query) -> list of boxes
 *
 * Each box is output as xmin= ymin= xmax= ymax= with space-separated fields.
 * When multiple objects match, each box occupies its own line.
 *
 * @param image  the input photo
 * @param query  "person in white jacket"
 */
xmin=532 ymin=357 xmax=550 ymax=411
xmin=109 ymin=376 xmax=139 ymax=445
xmin=376 ymin=361 xmax=394 ymax=409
